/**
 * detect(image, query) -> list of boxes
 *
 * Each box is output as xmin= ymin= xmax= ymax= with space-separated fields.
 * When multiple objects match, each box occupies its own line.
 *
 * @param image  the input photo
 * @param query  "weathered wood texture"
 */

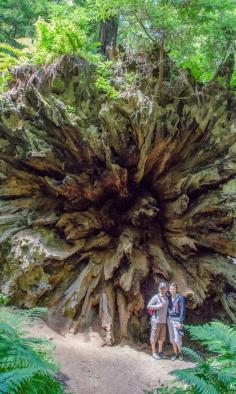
xmin=0 ymin=54 xmax=236 ymax=342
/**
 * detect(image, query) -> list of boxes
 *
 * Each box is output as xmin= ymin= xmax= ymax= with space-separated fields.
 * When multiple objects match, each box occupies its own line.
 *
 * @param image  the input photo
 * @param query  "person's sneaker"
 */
xmin=171 ymin=354 xmax=178 ymax=361
xmin=178 ymin=352 xmax=184 ymax=361
xmin=159 ymin=352 xmax=167 ymax=359
xmin=152 ymin=352 xmax=161 ymax=360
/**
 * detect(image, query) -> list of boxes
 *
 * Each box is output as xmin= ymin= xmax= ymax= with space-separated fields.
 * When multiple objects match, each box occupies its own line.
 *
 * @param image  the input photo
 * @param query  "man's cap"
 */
xmin=159 ymin=281 xmax=167 ymax=289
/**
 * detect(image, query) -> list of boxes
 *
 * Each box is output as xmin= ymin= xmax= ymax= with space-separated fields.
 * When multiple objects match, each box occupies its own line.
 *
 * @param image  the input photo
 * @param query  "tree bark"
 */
xmin=99 ymin=16 xmax=118 ymax=58
xmin=0 ymin=53 xmax=235 ymax=343
xmin=156 ymin=32 xmax=165 ymax=98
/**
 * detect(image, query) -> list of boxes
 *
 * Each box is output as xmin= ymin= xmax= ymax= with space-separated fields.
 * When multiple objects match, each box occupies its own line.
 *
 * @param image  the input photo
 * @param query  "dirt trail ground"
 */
xmin=28 ymin=321 xmax=193 ymax=394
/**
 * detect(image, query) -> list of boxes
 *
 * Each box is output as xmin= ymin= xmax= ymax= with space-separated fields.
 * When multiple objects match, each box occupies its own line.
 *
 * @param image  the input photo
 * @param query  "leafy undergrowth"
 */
xmin=0 ymin=297 xmax=72 ymax=394
xmin=0 ymin=1 xmax=236 ymax=94
xmin=146 ymin=321 xmax=236 ymax=394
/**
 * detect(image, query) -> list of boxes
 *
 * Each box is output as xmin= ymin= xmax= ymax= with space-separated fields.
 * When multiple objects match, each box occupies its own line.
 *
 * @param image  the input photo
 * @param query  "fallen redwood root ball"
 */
xmin=0 ymin=54 xmax=235 ymax=344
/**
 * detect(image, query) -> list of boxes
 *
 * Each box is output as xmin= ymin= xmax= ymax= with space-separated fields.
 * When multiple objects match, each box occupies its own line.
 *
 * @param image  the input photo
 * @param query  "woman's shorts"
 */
xmin=167 ymin=318 xmax=183 ymax=348
xmin=150 ymin=322 xmax=166 ymax=342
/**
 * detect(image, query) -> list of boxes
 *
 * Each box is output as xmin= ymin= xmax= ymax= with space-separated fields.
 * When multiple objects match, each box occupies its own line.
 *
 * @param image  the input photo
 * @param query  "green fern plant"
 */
xmin=173 ymin=322 xmax=236 ymax=394
xmin=0 ymin=307 xmax=66 ymax=394
xmin=0 ymin=294 xmax=8 ymax=306
xmin=152 ymin=321 xmax=236 ymax=394
xmin=33 ymin=16 xmax=100 ymax=65
xmin=0 ymin=41 xmax=32 ymax=69
xmin=0 ymin=12 xmax=100 ymax=93
xmin=0 ymin=41 xmax=33 ymax=93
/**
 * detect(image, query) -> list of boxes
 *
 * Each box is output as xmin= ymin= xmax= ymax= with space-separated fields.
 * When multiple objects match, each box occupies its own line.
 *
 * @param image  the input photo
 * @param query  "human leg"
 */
xmin=151 ymin=324 xmax=167 ymax=359
xmin=151 ymin=340 xmax=156 ymax=353
xmin=158 ymin=340 xmax=163 ymax=353
xmin=168 ymin=319 xmax=179 ymax=359
xmin=157 ymin=324 xmax=167 ymax=358
xmin=150 ymin=321 xmax=158 ymax=355
xmin=172 ymin=321 xmax=183 ymax=359
xmin=173 ymin=321 xmax=183 ymax=352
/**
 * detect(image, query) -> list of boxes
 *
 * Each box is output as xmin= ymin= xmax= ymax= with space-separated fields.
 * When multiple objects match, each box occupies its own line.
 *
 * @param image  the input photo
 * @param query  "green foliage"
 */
xmin=95 ymin=61 xmax=120 ymax=98
xmin=146 ymin=383 xmax=194 ymax=394
xmin=148 ymin=322 xmax=236 ymax=394
xmin=0 ymin=70 xmax=11 ymax=94
xmin=0 ymin=0 xmax=51 ymax=43
xmin=0 ymin=294 xmax=8 ymax=306
xmin=0 ymin=307 xmax=66 ymax=394
xmin=158 ymin=322 xmax=236 ymax=394
xmin=33 ymin=11 xmax=100 ymax=64
xmin=0 ymin=0 xmax=235 ymax=93
xmin=0 ymin=307 xmax=47 ymax=331
xmin=0 ymin=40 xmax=33 ymax=92
xmin=89 ymin=0 xmax=236 ymax=84
xmin=179 ymin=347 xmax=204 ymax=364
xmin=0 ymin=4 xmax=100 ymax=92
xmin=0 ymin=42 xmax=23 ymax=71
xmin=185 ymin=321 xmax=236 ymax=356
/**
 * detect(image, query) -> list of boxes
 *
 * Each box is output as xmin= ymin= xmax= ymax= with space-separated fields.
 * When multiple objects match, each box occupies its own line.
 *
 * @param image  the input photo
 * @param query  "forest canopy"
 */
xmin=0 ymin=0 xmax=236 ymax=91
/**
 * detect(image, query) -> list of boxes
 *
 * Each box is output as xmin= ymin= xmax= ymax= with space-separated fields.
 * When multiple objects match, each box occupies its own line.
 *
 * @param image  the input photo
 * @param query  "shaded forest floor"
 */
xmin=27 ymin=320 xmax=194 ymax=394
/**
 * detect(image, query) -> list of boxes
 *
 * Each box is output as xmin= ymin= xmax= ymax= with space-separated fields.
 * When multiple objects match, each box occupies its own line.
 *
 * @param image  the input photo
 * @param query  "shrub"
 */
xmin=0 ymin=306 xmax=67 ymax=394
xmin=149 ymin=321 xmax=236 ymax=394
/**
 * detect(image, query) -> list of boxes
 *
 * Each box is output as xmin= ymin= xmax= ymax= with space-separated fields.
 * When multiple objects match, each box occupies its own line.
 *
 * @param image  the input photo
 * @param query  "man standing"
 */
xmin=147 ymin=282 xmax=169 ymax=360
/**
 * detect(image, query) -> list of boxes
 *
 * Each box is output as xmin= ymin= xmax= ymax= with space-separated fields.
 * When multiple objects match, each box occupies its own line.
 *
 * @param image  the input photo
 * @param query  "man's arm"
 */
xmin=147 ymin=295 xmax=163 ymax=310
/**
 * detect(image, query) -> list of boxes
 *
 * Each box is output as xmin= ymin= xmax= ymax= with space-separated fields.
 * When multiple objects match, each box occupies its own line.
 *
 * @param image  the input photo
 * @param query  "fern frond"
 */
xmin=182 ymin=347 xmax=204 ymax=363
xmin=0 ymin=309 xmax=23 ymax=329
xmin=0 ymin=56 xmax=18 ymax=70
xmin=207 ymin=365 xmax=236 ymax=387
xmin=0 ymin=307 xmax=46 ymax=330
xmin=16 ymin=308 xmax=47 ymax=331
xmin=0 ymin=321 xmax=19 ymax=336
xmin=173 ymin=368 xmax=220 ymax=394
xmin=0 ymin=43 xmax=22 ymax=58
xmin=0 ymin=307 xmax=65 ymax=393
xmin=0 ymin=337 xmax=53 ymax=372
xmin=0 ymin=367 xmax=44 ymax=394
xmin=0 ymin=367 xmax=64 ymax=394
xmin=187 ymin=321 xmax=236 ymax=354
xmin=0 ymin=294 xmax=8 ymax=305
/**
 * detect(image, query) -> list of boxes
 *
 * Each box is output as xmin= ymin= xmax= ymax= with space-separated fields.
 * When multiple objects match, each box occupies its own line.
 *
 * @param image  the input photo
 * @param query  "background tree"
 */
xmin=0 ymin=0 xmax=51 ymax=43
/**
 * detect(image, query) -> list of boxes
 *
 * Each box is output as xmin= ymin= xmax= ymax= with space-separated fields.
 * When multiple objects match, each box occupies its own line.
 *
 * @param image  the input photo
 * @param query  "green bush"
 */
xmin=1 ymin=0 xmax=236 ymax=94
xmin=0 ymin=306 xmax=67 ymax=394
xmin=176 ymin=322 xmax=236 ymax=394
xmin=150 ymin=321 xmax=236 ymax=394
xmin=0 ymin=294 xmax=8 ymax=306
xmin=33 ymin=15 xmax=100 ymax=65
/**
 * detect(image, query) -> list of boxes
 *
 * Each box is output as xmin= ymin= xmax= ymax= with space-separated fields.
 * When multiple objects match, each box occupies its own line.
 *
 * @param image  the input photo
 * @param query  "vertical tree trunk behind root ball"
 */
xmin=99 ymin=16 xmax=118 ymax=58
xmin=0 ymin=53 xmax=235 ymax=344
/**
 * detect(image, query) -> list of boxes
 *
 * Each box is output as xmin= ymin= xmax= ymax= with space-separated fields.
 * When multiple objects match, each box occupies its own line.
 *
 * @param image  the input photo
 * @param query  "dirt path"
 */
xmin=28 ymin=321 xmax=193 ymax=394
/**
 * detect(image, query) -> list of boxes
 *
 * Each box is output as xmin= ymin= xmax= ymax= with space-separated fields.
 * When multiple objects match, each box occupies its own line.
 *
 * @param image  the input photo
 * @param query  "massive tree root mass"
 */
xmin=0 ymin=53 xmax=235 ymax=344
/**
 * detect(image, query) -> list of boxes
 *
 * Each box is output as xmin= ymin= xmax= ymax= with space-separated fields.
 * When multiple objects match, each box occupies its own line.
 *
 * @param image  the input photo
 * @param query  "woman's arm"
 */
xmin=167 ymin=294 xmax=172 ymax=314
xmin=179 ymin=295 xmax=186 ymax=323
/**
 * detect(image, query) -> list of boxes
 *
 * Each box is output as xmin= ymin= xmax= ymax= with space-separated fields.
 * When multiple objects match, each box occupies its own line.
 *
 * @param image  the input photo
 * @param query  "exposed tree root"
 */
xmin=0 ymin=53 xmax=235 ymax=343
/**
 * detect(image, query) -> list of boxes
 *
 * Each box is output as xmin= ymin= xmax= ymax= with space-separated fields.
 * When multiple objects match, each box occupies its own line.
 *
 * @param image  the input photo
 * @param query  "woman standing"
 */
xmin=168 ymin=282 xmax=186 ymax=361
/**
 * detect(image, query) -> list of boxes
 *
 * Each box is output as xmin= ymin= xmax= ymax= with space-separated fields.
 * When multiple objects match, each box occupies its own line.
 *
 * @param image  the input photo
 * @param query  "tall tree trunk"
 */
xmin=156 ymin=32 xmax=165 ymax=97
xmin=99 ymin=16 xmax=118 ymax=58
xmin=0 ymin=54 xmax=235 ymax=344
xmin=211 ymin=51 xmax=235 ymax=85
